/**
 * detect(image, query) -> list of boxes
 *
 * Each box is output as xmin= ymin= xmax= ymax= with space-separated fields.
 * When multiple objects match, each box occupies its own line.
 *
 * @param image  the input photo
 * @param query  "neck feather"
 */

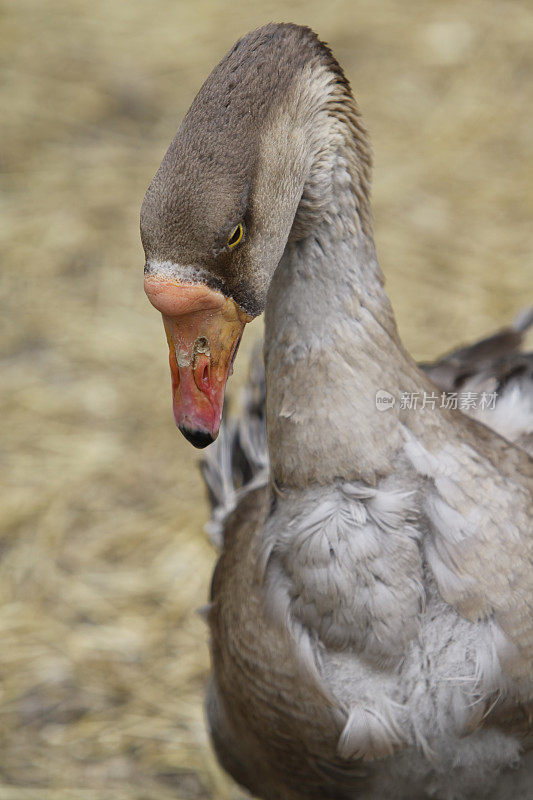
xmin=264 ymin=74 xmax=418 ymax=487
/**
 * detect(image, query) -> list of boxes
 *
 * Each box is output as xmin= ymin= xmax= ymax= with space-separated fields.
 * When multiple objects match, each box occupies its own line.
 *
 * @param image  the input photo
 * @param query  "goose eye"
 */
xmin=227 ymin=223 xmax=244 ymax=250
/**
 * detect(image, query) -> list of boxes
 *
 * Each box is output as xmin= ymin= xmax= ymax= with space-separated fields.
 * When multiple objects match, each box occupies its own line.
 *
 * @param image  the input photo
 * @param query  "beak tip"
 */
xmin=178 ymin=427 xmax=216 ymax=449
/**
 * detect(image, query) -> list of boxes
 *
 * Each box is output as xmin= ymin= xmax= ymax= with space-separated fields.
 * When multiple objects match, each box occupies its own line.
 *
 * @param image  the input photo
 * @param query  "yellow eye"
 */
xmin=227 ymin=223 xmax=244 ymax=250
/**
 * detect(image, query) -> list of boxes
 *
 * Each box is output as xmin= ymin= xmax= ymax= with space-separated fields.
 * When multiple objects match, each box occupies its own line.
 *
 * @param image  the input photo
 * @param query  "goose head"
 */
xmin=141 ymin=23 xmax=371 ymax=447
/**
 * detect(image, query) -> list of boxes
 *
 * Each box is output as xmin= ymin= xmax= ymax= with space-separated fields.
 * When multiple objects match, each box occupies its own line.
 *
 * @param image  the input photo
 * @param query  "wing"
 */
xmin=420 ymin=308 xmax=533 ymax=455
xmin=419 ymin=307 xmax=533 ymax=391
xmin=403 ymin=415 xmax=533 ymax=682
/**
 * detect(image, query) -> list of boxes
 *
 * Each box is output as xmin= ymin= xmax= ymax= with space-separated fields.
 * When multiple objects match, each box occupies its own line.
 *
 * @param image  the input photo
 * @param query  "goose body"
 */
xmin=141 ymin=24 xmax=533 ymax=799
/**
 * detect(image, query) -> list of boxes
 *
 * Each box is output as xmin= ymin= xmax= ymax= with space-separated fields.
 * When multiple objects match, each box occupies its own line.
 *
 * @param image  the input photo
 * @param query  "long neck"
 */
xmin=264 ymin=92 xmax=419 ymax=488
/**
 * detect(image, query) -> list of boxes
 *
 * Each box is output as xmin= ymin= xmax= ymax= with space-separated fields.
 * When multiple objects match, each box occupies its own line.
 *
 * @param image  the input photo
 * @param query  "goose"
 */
xmin=140 ymin=23 xmax=533 ymax=800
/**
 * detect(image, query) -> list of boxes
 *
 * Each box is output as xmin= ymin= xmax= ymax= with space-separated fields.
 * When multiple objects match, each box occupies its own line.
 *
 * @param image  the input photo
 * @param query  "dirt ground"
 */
xmin=1 ymin=0 xmax=532 ymax=798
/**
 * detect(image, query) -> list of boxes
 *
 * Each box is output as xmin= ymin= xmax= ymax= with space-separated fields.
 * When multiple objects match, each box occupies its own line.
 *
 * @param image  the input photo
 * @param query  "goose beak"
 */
xmin=144 ymin=276 xmax=252 ymax=447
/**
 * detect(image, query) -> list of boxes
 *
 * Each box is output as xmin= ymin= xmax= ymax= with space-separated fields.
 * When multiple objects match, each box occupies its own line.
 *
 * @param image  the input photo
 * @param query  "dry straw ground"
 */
xmin=1 ymin=0 xmax=532 ymax=798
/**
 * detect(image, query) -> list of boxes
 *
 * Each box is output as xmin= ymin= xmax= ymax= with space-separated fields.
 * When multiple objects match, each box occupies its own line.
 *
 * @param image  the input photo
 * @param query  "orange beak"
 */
xmin=144 ymin=276 xmax=252 ymax=447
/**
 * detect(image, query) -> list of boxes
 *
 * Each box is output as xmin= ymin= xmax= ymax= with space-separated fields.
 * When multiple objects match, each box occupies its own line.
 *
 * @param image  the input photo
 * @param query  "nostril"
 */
xmin=200 ymin=358 xmax=209 ymax=388
xmin=194 ymin=353 xmax=211 ymax=393
xmin=195 ymin=336 xmax=210 ymax=353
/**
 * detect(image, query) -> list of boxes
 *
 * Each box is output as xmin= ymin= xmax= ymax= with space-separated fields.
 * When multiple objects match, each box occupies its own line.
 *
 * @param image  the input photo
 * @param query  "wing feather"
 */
xmin=404 ymin=420 xmax=533 ymax=680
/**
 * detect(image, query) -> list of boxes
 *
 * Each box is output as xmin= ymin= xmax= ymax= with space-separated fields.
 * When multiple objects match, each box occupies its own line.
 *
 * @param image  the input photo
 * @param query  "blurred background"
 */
xmin=1 ymin=0 xmax=532 ymax=798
